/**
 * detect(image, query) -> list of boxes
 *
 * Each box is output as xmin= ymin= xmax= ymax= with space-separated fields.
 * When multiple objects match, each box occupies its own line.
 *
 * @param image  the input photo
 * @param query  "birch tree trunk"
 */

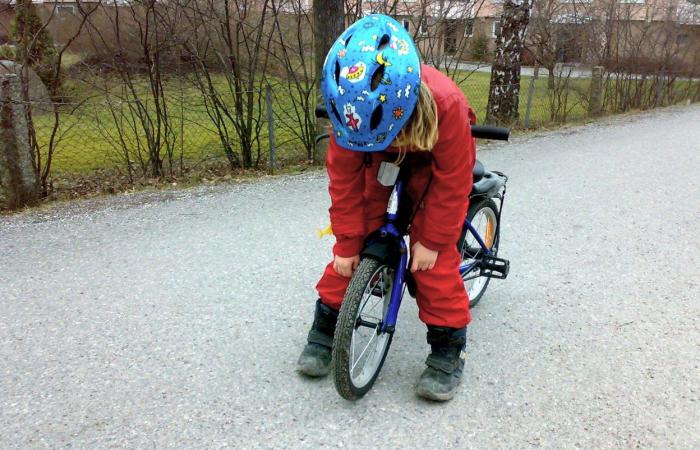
xmin=314 ymin=0 xmax=345 ymax=164
xmin=486 ymin=0 xmax=533 ymax=125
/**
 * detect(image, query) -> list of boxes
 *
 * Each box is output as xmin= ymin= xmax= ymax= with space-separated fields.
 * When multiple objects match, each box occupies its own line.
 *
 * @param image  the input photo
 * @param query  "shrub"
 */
xmin=0 ymin=43 xmax=16 ymax=61
xmin=11 ymin=0 xmax=59 ymax=89
xmin=469 ymin=34 xmax=490 ymax=62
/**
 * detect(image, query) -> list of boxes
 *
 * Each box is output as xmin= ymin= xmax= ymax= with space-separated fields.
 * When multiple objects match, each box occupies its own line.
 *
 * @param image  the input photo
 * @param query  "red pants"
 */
xmin=316 ymin=174 xmax=471 ymax=328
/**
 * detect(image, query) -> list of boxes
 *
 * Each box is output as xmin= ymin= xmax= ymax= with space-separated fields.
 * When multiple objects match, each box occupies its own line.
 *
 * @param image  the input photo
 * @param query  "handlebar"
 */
xmin=470 ymin=125 xmax=510 ymax=141
xmin=315 ymin=105 xmax=330 ymax=119
xmin=314 ymin=106 xmax=510 ymax=142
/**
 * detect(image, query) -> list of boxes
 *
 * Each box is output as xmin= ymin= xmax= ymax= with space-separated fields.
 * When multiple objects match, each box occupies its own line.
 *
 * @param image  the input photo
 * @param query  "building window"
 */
xmin=464 ymin=19 xmax=474 ymax=37
xmin=492 ymin=20 xmax=501 ymax=38
xmin=402 ymin=19 xmax=410 ymax=32
xmin=419 ymin=19 xmax=428 ymax=36
xmin=57 ymin=5 xmax=75 ymax=14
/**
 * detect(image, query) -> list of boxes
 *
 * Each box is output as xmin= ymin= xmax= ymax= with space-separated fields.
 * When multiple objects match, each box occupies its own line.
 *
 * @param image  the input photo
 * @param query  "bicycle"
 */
xmin=315 ymin=107 xmax=511 ymax=400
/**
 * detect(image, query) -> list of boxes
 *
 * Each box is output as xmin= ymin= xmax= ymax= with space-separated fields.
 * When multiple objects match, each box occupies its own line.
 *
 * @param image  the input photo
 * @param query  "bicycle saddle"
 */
xmin=473 ymin=160 xmax=485 ymax=182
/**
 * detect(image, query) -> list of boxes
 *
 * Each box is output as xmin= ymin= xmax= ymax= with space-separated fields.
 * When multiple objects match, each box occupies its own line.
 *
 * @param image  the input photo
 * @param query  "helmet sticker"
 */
xmin=407 ymin=66 xmax=414 ymax=73
xmin=341 ymin=62 xmax=367 ymax=83
xmin=390 ymin=37 xmax=410 ymax=56
xmin=378 ymin=94 xmax=387 ymax=103
xmin=361 ymin=45 xmax=376 ymax=52
xmin=387 ymin=21 xmax=399 ymax=32
xmin=356 ymin=96 xmax=365 ymax=102
xmin=376 ymin=52 xmax=392 ymax=67
xmin=338 ymin=49 xmax=346 ymax=58
xmin=392 ymin=107 xmax=404 ymax=120
xmin=343 ymin=103 xmax=363 ymax=132
xmin=404 ymin=84 xmax=412 ymax=97
xmin=338 ymin=85 xmax=346 ymax=95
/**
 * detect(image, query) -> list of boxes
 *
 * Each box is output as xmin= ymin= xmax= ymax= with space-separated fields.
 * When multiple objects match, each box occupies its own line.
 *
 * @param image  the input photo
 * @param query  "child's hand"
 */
xmin=411 ymin=241 xmax=438 ymax=272
xmin=334 ymin=254 xmax=360 ymax=278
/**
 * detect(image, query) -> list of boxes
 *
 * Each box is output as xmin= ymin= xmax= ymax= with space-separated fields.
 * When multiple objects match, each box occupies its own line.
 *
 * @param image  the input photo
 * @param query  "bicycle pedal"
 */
xmin=479 ymin=256 xmax=510 ymax=279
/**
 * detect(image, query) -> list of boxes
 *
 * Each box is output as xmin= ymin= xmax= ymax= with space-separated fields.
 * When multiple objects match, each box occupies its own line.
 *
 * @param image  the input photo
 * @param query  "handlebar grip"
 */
xmin=470 ymin=125 xmax=510 ymax=141
xmin=315 ymin=106 xmax=329 ymax=119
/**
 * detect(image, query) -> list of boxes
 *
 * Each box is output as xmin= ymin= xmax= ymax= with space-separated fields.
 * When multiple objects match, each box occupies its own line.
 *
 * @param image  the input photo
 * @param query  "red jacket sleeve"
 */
xmin=420 ymin=93 xmax=476 ymax=251
xmin=326 ymin=134 xmax=366 ymax=257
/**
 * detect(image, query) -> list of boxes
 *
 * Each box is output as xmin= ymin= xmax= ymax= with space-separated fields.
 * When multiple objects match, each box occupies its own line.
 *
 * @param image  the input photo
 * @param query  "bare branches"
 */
xmin=2 ymin=0 xmax=696 ymax=201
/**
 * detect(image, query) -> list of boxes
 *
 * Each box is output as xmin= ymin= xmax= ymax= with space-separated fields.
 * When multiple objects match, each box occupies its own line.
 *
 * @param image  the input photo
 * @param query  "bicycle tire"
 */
xmin=333 ymin=258 xmax=394 ymax=400
xmin=459 ymin=198 xmax=500 ymax=308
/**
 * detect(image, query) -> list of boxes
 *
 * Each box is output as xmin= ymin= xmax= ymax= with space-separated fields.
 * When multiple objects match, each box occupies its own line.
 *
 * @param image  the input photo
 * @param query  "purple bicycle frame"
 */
xmin=378 ymin=180 xmax=494 ymax=333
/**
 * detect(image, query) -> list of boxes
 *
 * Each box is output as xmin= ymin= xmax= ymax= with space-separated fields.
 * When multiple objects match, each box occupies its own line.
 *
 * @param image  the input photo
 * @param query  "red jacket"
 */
xmin=326 ymin=65 xmax=476 ymax=257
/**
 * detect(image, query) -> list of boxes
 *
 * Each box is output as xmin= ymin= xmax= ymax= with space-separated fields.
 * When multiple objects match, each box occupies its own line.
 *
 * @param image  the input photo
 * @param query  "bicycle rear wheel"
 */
xmin=332 ymin=258 xmax=394 ymax=400
xmin=459 ymin=198 xmax=499 ymax=308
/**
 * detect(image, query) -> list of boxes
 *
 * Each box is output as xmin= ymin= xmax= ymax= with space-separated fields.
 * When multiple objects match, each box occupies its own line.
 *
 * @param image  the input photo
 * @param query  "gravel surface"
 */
xmin=2 ymin=105 xmax=699 ymax=449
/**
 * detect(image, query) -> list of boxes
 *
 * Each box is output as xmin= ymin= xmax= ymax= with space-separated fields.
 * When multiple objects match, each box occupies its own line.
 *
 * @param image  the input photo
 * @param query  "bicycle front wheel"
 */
xmin=332 ymin=258 xmax=394 ymax=400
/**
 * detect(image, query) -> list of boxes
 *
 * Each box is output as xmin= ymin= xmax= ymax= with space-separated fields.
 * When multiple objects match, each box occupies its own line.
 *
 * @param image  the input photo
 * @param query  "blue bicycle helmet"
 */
xmin=321 ymin=14 xmax=421 ymax=152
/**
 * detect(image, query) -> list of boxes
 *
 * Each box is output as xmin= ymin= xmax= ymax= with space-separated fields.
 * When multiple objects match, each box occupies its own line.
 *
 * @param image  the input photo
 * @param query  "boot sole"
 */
xmin=296 ymin=365 xmax=330 ymax=378
xmin=415 ymin=385 xmax=456 ymax=402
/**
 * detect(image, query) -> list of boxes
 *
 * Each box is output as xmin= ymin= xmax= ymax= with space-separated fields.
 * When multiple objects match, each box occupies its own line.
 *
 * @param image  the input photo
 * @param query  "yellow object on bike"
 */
xmin=317 ymin=224 xmax=333 ymax=239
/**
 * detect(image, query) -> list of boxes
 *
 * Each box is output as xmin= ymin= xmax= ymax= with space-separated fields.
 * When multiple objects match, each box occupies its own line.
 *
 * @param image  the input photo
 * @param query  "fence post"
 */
xmin=265 ymin=84 xmax=276 ymax=174
xmin=0 ymin=74 xmax=39 ymax=209
xmin=655 ymin=73 xmax=664 ymax=107
xmin=589 ymin=66 xmax=604 ymax=117
xmin=523 ymin=65 xmax=538 ymax=128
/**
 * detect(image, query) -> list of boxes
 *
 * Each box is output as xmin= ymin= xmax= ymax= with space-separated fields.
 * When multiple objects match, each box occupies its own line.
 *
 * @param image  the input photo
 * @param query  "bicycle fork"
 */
xmin=380 ymin=240 xmax=408 ymax=334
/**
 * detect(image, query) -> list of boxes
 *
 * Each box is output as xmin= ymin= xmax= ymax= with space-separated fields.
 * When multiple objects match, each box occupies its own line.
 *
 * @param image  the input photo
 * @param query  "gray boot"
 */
xmin=415 ymin=326 xmax=467 ymax=401
xmin=297 ymin=299 xmax=339 ymax=377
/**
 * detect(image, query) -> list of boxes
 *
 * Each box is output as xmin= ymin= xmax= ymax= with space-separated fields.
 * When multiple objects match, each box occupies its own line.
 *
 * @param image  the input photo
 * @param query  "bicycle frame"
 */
xmin=375 ymin=179 xmax=498 ymax=334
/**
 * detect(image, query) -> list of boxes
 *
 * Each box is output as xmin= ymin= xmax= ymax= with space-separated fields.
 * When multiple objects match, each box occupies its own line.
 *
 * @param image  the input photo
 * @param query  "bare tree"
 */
xmin=39 ymin=1 xmax=101 ymax=194
xmin=313 ymin=0 xmax=344 ymax=162
xmin=82 ymin=0 xmax=184 ymax=180
xmin=486 ymin=0 xmax=533 ymax=125
xmin=9 ymin=0 xmax=101 ymax=195
xmin=268 ymin=0 xmax=317 ymax=161
xmin=179 ymin=0 xmax=274 ymax=169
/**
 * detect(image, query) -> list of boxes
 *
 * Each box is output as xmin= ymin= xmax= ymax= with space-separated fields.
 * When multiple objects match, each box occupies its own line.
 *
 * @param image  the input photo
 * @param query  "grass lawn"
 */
xmin=35 ymin=75 xmax=315 ymax=176
xmin=33 ymin=67 xmax=695 ymax=177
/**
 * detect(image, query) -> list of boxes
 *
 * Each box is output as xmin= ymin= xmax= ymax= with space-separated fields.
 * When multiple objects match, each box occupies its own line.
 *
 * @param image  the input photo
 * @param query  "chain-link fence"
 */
xmin=2 ymin=68 xmax=699 ymax=208
xmin=457 ymin=66 xmax=700 ymax=129
xmin=33 ymin=82 xmax=313 ymax=178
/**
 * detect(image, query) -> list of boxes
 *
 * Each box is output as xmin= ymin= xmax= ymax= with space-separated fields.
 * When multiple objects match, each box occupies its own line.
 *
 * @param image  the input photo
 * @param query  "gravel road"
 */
xmin=2 ymin=105 xmax=699 ymax=449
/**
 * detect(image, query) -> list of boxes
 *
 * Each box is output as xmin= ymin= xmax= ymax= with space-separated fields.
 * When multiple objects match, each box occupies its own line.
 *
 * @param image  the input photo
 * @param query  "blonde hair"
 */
xmin=391 ymin=81 xmax=439 ymax=163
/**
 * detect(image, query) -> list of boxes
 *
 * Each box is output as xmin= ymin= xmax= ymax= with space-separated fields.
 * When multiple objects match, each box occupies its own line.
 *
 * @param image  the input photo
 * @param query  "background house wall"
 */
xmin=1 ymin=0 xmax=698 ymax=70
xmin=0 ymin=0 xmax=14 ymax=44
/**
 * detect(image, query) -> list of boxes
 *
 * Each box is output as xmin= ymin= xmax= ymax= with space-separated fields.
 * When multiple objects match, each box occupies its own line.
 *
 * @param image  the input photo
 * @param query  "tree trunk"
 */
xmin=486 ymin=0 xmax=533 ymax=126
xmin=0 ymin=75 xmax=39 ymax=209
xmin=313 ymin=0 xmax=345 ymax=164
